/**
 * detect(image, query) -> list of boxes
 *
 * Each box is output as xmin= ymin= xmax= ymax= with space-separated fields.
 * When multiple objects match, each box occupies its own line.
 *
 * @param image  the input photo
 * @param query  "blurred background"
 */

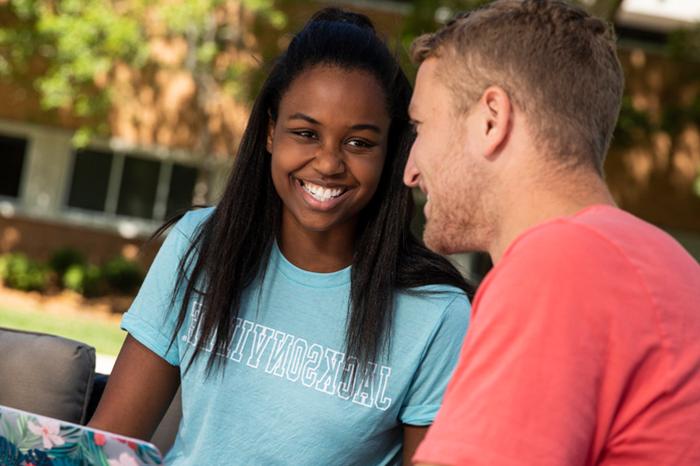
xmin=0 ymin=0 xmax=698 ymax=369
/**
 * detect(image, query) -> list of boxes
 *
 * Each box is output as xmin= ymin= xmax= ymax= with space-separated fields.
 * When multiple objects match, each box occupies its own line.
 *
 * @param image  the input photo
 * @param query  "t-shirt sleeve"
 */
xmin=400 ymin=292 xmax=471 ymax=426
xmin=120 ymin=214 xmax=200 ymax=366
xmin=414 ymin=222 xmax=611 ymax=465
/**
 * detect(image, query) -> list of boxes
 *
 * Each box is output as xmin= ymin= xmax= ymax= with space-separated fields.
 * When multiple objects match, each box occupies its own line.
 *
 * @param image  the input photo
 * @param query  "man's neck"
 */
xmin=488 ymin=171 xmax=615 ymax=263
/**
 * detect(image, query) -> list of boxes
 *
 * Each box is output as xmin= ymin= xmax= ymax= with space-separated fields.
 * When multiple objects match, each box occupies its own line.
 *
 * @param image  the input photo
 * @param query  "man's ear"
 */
xmin=266 ymin=117 xmax=275 ymax=154
xmin=477 ymin=85 xmax=512 ymax=159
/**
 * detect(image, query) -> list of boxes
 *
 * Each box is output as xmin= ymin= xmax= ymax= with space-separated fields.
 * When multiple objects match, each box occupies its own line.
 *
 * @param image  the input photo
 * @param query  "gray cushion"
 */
xmin=0 ymin=327 xmax=96 ymax=424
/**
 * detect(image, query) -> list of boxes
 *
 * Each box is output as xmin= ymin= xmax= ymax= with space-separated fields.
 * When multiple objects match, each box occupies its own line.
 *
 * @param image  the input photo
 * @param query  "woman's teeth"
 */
xmin=301 ymin=180 xmax=346 ymax=202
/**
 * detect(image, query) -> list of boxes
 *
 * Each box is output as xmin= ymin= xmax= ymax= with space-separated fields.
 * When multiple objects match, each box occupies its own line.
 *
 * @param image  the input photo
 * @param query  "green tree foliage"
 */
xmin=0 ymin=0 xmax=285 ymax=148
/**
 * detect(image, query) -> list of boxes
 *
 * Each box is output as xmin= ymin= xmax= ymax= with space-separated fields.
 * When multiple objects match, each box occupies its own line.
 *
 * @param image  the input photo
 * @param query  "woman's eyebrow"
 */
xmin=350 ymin=123 xmax=381 ymax=134
xmin=288 ymin=112 xmax=320 ymax=125
xmin=288 ymin=112 xmax=381 ymax=134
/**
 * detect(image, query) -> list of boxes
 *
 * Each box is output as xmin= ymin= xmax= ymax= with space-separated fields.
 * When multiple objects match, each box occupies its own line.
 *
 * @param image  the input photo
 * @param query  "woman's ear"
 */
xmin=266 ymin=117 xmax=275 ymax=154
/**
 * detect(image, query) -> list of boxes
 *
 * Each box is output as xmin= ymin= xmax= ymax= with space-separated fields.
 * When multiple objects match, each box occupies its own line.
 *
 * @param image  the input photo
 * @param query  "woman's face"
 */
xmin=268 ymin=65 xmax=390 ymax=237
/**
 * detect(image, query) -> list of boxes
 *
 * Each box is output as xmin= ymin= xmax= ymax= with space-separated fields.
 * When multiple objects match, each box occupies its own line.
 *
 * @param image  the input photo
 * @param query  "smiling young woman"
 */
xmin=89 ymin=8 xmax=473 ymax=465
xmin=268 ymin=66 xmax=389 ymax=272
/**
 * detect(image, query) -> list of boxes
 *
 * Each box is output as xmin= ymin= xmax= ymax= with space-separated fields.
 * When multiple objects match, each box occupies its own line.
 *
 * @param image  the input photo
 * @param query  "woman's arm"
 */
xmin=88 ymin=335 xmax=180 ymax=440
xmin=403 ymin=425 xmax=429 ymax=465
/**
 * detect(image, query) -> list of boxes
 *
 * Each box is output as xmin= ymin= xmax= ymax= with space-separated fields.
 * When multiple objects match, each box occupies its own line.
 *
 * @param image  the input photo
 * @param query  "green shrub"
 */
xmin=63 ymin=263 xmax=103 ymax=297
xmin=0 ymin=254 xmax=8 ymax=278
xmin=102 ymin=256 xmax=143 ymax=294
xmin=0 ymin=253 xmax=49 ymax=292
xmin=49 ymin=248 xmax=86 ymax=276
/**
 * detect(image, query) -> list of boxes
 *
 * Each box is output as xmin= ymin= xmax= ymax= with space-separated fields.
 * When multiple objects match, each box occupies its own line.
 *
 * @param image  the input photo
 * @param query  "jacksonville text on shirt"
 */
xmin=182 ymin=299 xmax=393 ymax=411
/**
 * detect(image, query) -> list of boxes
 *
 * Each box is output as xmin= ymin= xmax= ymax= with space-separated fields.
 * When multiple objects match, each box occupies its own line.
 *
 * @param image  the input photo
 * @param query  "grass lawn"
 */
xmin=0 ymin=306 xmax=126 ymax=356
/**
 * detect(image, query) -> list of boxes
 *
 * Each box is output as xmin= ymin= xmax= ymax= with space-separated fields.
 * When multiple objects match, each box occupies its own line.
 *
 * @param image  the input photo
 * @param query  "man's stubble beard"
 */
xmin=422 ymin=160 xmax=495 ymax=255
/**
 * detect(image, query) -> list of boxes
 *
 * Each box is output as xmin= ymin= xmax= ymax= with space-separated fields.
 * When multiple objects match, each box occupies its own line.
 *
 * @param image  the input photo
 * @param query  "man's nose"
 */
xmin=403 ymin=150 xmax=420 ymax=188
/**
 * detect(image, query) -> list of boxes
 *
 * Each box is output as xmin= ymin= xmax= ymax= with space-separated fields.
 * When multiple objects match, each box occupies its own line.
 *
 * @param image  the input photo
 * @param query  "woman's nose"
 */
xmin=313 ymin=145 xmax=346 ymax=176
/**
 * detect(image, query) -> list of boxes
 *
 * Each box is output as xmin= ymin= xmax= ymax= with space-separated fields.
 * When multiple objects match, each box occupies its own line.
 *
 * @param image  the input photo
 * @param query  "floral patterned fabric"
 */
xmin=0 ymin=405 xmax=163 ymax=466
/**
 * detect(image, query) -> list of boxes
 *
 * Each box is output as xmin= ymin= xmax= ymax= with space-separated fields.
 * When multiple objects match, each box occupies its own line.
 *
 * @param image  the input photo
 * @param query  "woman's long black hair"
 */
xmin=157 ymin=8 xmax=473 ymax=374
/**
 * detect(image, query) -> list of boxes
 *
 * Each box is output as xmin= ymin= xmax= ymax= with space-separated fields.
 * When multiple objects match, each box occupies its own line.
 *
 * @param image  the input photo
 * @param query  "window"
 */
xmin=67 ymin=149 xmax=113 ymax=212
xmin=166 ymin=164 xmax=199 ymax=218
xmin=116 ymin=157 xmax=160 ymax=219
xmin=0 ymin=134 xmax=28 ymax=198
xmin=66 ymin=148 xmax=200 ymax=221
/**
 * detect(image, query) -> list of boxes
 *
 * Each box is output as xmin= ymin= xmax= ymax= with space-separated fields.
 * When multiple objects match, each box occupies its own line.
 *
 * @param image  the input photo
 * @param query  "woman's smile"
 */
xmin=294 ymin=177 xmax=353 ymax=211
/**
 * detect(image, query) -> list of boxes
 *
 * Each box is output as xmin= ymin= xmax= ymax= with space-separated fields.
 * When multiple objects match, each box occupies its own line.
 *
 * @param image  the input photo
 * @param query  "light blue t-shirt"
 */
xmin=121 ymin=208 xmax=470 ymax=465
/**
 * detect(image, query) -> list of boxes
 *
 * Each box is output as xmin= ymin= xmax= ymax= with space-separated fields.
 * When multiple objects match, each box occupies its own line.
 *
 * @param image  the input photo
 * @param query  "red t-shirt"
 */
xmin=414 ymin=205 xmax=700 ymax=465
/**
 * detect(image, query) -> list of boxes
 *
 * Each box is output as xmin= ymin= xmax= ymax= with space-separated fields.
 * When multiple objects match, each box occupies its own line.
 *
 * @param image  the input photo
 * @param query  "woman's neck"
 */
xmin=278 ymin=215 xmax=356 ymax=273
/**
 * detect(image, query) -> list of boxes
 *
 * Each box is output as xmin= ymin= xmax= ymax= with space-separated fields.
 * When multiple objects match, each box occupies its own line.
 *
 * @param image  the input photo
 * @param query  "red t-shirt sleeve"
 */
xmin=414 ymin=221 xmax=616 ymax=466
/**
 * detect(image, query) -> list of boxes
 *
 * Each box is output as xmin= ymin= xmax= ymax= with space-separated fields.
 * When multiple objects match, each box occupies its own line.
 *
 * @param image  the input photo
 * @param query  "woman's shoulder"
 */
xmin=171 ymin=206 xmax=216 ymax=240
xmin=395 ymin=284 xmax=471 ymax=319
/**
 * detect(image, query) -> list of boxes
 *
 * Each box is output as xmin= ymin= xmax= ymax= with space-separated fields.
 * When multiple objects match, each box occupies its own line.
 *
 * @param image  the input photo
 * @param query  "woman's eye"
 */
xmin=292 ymin=130 xmax=317 ymax=139
xmin=346 ymin=139 xmax=376 ymax=149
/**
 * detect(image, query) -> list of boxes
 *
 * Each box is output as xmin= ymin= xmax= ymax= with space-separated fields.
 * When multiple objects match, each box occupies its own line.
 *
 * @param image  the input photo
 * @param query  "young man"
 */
xmin=403 ymin=1 xmax=700 ymax=465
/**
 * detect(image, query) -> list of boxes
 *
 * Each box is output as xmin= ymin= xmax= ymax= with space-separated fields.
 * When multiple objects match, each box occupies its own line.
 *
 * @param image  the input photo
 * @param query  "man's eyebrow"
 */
xmin=288 ymin=113 xmax=320 ymax=125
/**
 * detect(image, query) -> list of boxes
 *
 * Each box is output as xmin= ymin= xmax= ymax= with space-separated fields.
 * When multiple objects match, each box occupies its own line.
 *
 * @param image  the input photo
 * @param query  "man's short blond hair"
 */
xmin=411 ymin=0 xmax=624 ymax=173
